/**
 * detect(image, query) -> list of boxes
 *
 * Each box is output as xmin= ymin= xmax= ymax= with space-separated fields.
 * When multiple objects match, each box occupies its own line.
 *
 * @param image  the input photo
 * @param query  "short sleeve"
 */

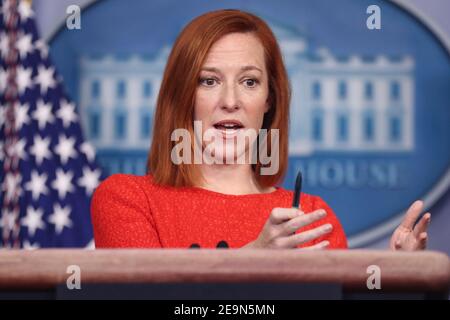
xmin=91 ymin=174 xmax=162 ymax=248
xmin=311 ymin=196 xmax=348 ymax=249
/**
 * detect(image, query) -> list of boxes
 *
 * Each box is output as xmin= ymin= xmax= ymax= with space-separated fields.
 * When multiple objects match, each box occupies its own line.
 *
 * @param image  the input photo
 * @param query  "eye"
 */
xmin=199 ymin=77 xmax=218 ymax=87
xmin=243 ymin=78 xmax=259 ymax=88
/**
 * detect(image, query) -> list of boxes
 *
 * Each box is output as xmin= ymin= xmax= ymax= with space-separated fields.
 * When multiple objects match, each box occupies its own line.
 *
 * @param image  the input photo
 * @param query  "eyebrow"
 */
xmin=200 ymin=65 xmax=263 ymax=74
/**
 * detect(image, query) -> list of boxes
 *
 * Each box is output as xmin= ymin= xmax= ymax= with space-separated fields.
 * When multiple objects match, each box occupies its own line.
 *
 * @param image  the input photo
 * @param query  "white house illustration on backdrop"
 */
xmin=78 ymin=23 xmax=415 ymax=176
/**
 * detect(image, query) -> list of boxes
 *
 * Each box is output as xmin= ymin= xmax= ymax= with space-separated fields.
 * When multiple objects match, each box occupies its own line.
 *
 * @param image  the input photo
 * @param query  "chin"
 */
xmin=210 ymin=144 xmax=251 ymax=164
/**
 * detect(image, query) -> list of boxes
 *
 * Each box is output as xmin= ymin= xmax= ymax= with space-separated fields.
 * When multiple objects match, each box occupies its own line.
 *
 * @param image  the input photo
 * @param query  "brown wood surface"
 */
xmin=0 ymin=249 xmax=448 ymax=292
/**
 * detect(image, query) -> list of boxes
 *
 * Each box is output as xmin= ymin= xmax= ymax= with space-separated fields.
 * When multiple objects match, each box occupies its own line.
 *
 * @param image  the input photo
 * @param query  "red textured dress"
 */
xmin=91 ymin=174 xmax=348 ymax=249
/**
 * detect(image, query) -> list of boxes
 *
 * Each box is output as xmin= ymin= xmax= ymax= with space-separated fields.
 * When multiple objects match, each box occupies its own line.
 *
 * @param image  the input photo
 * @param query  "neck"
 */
xmin=198 ymin=163 xmax=274 ymax=195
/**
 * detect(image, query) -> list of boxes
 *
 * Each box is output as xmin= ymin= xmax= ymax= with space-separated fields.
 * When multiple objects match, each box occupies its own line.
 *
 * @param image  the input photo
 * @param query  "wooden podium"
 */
xmin=0 ymin=249 xmax=448 ymax=299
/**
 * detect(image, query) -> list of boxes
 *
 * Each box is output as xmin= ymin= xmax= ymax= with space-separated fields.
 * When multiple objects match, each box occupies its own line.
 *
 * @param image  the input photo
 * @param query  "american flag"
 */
xmin=0 ymin=0 xmax=105 ymax=248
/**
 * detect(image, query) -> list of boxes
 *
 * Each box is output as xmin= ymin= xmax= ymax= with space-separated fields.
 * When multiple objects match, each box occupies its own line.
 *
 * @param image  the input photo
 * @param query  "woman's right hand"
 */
xmin=242 ymin=207 xmax=332 ymax=249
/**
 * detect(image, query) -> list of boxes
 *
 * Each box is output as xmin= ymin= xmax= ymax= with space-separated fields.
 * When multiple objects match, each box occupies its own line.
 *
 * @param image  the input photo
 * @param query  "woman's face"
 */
xmin=193 ymin=32 xmax=270 ymax=163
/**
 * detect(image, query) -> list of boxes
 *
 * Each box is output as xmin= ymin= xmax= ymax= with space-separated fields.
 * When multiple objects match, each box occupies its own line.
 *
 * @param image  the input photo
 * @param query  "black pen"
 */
xmin=292 ymin=171 xmax=302 ymax=209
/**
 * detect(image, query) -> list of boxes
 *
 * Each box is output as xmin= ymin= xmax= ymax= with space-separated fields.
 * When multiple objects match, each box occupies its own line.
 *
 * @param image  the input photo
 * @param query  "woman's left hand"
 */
xmin=390 ymin=200 xmax=431 ymax=251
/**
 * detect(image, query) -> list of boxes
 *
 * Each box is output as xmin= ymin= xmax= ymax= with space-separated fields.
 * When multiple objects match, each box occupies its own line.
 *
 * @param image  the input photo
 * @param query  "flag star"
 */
xmin=16 ymin=65 xmax=34 ymax=94
xmin=85 ymin=239 xmax=95 ymax=249
xmin=30 ymin=134 xmax=52 ymax=165
xmin=48 ymin=203 xmax=73 ymax=234
xmin=15 ymin=102 xmax=31 ymax=130
xmin=0 ymin=1 xmax=10 ymax=15
xmin=17 ymin=0 xmax=34 ymax=21
xmin=5 ymin=143 xmax=13 ymax=158
xmin=0 ymin=32 xmax=8 ymax=59
xmin=78 ymin=167 xmax=101 ymax=195
xmin=0 ymin=104 xmax=6 ymax=129
xmin=34 ymin=40 xmax=48 ymax=59
xmin=55 ymin=135 xmax=77 ymax=164
xmin=80 ymin=142 xmax=96 ymax=162
xmin=0 ymin=210 xmax=17 ymax=233
xmin=0 ymin=67 xmax=7 ymax=92
xmin=25 ymin=170 xmax=49 ymax=201
xmin=11 ymin=137 xmax=27 ymax=161
xmin=21 ymin=206 xmax=45 ymax=237
xmin=35 ymin=65 xmax=56 ymax=94
xmin=22 ymin=240 xmax=40 ymax=250
xmin=57 ymin=100 xmax=78 ymax=128
xmin=16 ymin=32 xmax=34 ymax=60
xmin=2 ymin=172 xmax=22 ymax=202
xmin=52 ymin=168 xmax=75 ymax=199
xmin=33 ymin=99 xmax=55 ymax=129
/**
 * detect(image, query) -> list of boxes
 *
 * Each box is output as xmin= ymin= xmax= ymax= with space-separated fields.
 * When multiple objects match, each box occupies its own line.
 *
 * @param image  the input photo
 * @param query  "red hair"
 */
xmin=148 ymin=9 xmax=291 ymax=187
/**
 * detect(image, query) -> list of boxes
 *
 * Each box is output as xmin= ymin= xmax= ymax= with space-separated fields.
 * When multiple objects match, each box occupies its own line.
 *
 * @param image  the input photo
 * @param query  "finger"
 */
xmin=281 ymin=209 xmax=327 ymax=236
xmin=293 ymin=204 xmax=304 ymax=216
xmin=282 ymin=223 xmax=333 ymax=247
xmin=299 ymin=240 xmax=330 ymax=250
xmin=400 ymin=200 xmax=423 ymax=230
xmin=413 ymin=212 xmax=431 ymax=238
xmin=395 ymin=239 xmax=402 ymax=250
xmin=269 ymin=208 xmax=300 ymax=225
xmin=418 ymin=232 xmax=428 ymax=250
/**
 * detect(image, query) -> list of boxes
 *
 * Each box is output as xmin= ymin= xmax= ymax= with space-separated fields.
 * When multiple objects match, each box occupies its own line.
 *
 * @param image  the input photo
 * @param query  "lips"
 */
xmin=213 ymin=119 xmax=244 ymax=139
xmin=213 ymin=119 xmax=244 ymax=130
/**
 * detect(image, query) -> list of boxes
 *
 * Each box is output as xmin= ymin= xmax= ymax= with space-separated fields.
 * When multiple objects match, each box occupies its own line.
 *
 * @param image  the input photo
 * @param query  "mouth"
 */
xmin=213 ymin=119 xmax=244 ymax=133
xmin=212 ymin=120 xmax=245 ymax=139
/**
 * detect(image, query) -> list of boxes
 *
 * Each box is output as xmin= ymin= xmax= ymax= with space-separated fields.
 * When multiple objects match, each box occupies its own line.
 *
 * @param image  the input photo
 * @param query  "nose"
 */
xmin=220 ymin=82 xmax=240 ymax=112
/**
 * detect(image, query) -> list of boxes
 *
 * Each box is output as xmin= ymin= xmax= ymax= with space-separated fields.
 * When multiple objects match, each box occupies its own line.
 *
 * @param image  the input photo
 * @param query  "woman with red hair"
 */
xmin=91 ymin=9 xmax=430 ymax=250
